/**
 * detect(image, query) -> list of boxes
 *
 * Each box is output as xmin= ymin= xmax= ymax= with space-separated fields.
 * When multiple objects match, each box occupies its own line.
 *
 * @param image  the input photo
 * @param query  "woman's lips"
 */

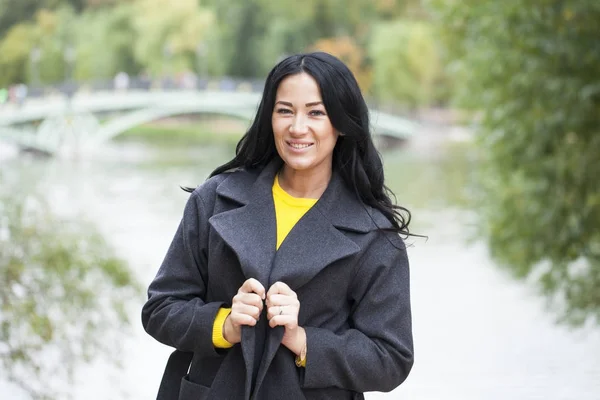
xmin=287 ymin=141 xmax=314 ymax=150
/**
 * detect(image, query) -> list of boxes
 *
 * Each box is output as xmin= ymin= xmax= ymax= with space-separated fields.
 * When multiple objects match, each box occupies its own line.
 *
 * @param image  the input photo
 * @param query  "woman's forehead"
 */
xmin=275 ymin=73 xmax=322 ymax=103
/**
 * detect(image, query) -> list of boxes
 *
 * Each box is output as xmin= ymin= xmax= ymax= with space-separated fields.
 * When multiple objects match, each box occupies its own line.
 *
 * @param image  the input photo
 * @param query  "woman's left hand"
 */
xmin=266 ymin=281 xmax=306 ymax=357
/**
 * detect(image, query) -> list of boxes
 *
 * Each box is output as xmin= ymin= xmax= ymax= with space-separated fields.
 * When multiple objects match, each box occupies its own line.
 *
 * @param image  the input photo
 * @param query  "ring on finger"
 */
xmin=279 ymin=306 xmax=284 ymax=315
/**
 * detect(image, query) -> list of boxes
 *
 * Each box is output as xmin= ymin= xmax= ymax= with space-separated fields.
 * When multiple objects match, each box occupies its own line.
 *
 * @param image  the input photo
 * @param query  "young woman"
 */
xmin=142 ymin=52 xmax=414 ymax=400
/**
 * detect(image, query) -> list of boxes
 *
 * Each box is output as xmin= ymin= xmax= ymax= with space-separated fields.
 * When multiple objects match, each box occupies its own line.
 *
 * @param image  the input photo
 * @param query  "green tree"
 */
xmin=73 ymin=4 xmax=140 ymax=80
xmin=262 ymin=0 xmax=377 ymax=55
xmin=0 ymin=7 xmax=72 ymax=87
xmin=132 ymin=0 xmax=214 ymax=76
xmin=84 ymin=0 xmax=135 ymax=8
xmin=0 ymin=0 xmax=441 ymax=86
xmin=0 ymin=22 xmax=35 ymax=86
xmin=225 ymin=0 xmax=267 ymax=77
xmin=201 ymin=0 xmax=276 ymax=78
xmin=430 ymin=1 xmax=600 ymax=325
xmin=0 ymin=7 xmax=75 ymax=87
xmin=204 ymin=0 xmax=380 ymax=78
xmin=0 ymin=170 xmax=141 ymax=399
xmin=373 ymin=0 xmax=428 ymax=20
xmin=34 ymin=7 xmax=78 ymax=84
xmin=369 ymin=19 xmax=445 ymax=109
xmin=0 ymin=0 xmax=40 ymax=38
xmin=0 ymin=0 xmax=86 ymax=38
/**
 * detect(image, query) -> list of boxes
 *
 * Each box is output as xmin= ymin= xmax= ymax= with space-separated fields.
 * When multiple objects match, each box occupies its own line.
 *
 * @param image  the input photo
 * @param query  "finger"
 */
xmin=234 ymin=292 xmax=264 ymax=310
xmin=267 ymin=294 xmax=298 ymax=306
xmin=267 ymin=304 xmax=298 ymax=320
xmin=240 ymin=278 xmax=266 ymax=299
xmin=232 ymin=303 xmax=261 ymax=320
xmin=265 ymin=300 xmax=298 ymax=318
xmin=266 ymin=305 xmax=281 ymax=320
xmin=230 ymin=312 xmax=259 ymax=327
xmin=267 ymin=281 xmax=295 ymax=297
xmin=268 ymin=315 xmax=298 ymax=329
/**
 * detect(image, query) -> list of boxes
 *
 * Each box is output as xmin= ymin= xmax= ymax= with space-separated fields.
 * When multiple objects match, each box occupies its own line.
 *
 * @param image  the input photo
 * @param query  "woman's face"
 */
xmin=272 ymin=72 xmax=338 ymax=177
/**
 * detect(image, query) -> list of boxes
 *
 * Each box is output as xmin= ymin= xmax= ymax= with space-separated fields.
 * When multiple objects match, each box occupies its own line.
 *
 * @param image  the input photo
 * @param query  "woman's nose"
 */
xmin=289 ymin=115 xmax=309 ymax=135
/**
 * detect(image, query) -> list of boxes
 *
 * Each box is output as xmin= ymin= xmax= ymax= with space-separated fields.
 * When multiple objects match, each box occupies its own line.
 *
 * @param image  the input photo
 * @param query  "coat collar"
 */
xmin=209 ymin=157 xmax=387 ymax=290
xmin=214 ymin=158 xmax=380 ymax=234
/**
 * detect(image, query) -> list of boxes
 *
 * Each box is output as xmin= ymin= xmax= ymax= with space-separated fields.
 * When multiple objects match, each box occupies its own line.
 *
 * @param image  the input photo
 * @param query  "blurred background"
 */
xmin=0 ymin=0 xmax=599 ymax=399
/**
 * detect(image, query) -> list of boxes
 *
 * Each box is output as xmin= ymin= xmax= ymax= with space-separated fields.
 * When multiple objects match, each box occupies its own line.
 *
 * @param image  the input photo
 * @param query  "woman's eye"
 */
xmin=276 ymin=108 xmax=292 ymax=114
xmin=310 ymin=110 xmax=326 ymax=116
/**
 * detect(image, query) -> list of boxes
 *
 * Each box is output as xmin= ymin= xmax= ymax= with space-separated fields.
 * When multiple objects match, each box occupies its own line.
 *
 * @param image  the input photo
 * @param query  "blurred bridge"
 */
xmin=0 ymin=78 xmax=419 ymax=157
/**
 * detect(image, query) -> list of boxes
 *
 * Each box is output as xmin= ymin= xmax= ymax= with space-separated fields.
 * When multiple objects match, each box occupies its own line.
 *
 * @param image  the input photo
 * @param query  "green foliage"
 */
xmin=369 ymin=19 xmax=446 ymax=109
xmin=0 ymin=23 xmax=35 ymax=86
xmin=0 ymin=7 xmax=77 ymax=87
xmin=431 ymin=0 xmax=600 ymax=326
xmin=0 ymin=0 xmax=453 ymax=107
xmin=73 ymin=4 xmax=140 ymax=80
xmin=0 ymin=0 xmax=87 ymax=39
xmin=0 ymin=0 xmax=54 ymax=38
xmin=0 ymin=170 xmax=141 ymax=399
xmin=131 ymin=0 xmax=214 ymax=76
xmin=35 ymin=7 xmax=77 ymax=84
xmin=222 ymin=0 xmax=269 ymax=77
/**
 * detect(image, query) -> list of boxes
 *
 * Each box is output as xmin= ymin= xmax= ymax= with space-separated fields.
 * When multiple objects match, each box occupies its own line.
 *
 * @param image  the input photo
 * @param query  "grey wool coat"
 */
xmin=142 ymin=159 xmax=413 ymax=400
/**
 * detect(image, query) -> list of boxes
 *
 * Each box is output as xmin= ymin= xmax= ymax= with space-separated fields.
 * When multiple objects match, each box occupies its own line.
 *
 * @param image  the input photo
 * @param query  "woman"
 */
xmin=142 ymin=52 xmax=414 ymax=400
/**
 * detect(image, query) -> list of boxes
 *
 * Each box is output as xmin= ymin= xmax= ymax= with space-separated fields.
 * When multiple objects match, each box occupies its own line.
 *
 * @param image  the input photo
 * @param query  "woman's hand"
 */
xmin=223 ymin=278 xmax=265 ymax=344
xmin=266 ymin=281 xmax=306 ymax=357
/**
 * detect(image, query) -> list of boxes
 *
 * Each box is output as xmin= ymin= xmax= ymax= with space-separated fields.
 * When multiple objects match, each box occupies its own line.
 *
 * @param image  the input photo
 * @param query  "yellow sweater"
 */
xmin=212 ymin=175 xmax=317 ymax=365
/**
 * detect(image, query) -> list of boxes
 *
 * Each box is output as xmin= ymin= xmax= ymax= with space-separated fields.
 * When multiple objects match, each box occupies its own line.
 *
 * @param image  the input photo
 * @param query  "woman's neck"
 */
xmin=278 ymin=167 xmax=331 ymax=199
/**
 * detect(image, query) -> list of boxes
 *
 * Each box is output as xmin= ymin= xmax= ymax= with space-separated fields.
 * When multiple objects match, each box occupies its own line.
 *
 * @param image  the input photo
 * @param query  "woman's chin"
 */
xmin=281 ymin=157 xmax=313 ymax=172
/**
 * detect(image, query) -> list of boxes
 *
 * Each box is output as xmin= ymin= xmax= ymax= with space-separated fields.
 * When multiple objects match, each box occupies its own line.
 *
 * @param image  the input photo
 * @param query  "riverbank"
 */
xmin=115 ymin=115 xmax=247 ymax=147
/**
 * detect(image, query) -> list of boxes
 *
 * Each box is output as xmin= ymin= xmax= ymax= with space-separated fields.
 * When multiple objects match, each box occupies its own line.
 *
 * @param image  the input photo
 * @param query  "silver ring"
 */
xmin=279 ymin=306 xmax=283 ymax=315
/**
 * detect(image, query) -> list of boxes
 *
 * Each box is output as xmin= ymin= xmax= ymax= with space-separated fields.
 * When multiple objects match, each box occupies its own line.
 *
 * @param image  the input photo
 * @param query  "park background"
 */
xmin=1 ymin=0 xmax=599 ymax=399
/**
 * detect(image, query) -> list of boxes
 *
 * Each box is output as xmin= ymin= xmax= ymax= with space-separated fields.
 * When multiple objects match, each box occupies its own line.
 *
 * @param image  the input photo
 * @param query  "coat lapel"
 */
xmin=208 ymin=161 xmax=280 ymax=286
xmin=253 ymin=171 xmax=376 ymax=396
xmin=269 ymin=170 xmax=374 ymax=289
xmin=208 ymin=160 xmax=376 ymax=291
xmin=268 ymin=209 xmax=360 ymax=289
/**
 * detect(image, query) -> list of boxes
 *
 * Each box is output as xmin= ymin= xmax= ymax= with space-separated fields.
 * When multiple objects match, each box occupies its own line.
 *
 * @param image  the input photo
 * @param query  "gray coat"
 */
xmin=142 ymin=159 xmax=413 ymax=400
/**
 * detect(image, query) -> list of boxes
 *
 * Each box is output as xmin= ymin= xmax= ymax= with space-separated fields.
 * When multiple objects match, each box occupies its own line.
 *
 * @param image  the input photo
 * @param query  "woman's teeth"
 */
xmin=290 ymin=143 xmax=312 ymax=149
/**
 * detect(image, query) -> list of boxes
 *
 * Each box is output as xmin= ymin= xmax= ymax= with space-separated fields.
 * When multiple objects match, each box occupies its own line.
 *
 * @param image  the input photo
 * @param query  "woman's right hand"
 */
xmin=223 ymin=278 xmax=265 ymax=344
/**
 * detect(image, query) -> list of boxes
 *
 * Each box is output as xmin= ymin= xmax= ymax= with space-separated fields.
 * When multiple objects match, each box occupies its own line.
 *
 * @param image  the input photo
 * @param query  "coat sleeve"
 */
xmin=302 ymin=237 xmax=414 ymax=392
xmin=141 ymin=188 xmax=225 ymax=358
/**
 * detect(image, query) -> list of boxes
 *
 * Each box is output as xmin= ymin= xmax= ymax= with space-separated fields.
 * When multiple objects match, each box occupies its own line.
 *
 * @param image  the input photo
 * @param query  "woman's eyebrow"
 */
xmin=274 ymin=100 xmax=323 ymax=107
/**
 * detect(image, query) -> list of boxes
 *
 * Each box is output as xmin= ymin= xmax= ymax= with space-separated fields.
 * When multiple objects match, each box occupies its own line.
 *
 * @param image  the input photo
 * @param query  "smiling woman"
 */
xmin=142 ymin=52 xmax=414 ymax=400
xmin=272 ymin=73 xmax=339 ymax=199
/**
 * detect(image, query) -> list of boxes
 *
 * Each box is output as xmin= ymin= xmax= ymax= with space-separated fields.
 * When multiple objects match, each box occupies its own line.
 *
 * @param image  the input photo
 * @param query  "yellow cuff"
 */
xmin=295 ymin=343 xmax=307 ymax=368
xmin=297 ymin=356 xmax=306 ymax=368
xmin=212 ymin=307 xmax=234 ymax=348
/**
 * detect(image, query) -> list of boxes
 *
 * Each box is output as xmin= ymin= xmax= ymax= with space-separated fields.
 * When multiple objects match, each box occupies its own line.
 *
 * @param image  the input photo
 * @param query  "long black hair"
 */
xmin=201 ymin=52 xmax=411 ymax=236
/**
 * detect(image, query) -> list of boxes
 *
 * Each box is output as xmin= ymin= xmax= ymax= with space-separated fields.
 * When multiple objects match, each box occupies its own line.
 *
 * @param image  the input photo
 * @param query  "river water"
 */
xmin=1 ymin=132 xmax=599 ymax=400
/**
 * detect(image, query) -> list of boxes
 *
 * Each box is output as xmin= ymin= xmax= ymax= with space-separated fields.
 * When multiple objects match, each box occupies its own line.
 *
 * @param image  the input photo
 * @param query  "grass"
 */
xmin=115 ymin=120 xmax=245 ymax=147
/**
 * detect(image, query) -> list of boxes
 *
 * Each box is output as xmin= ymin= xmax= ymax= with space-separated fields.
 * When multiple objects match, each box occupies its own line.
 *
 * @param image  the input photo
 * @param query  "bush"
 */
xmin=431 ymin=0 xmax=600 ymax=326
xmin=0 ymin=170 xmax=141 ymax=399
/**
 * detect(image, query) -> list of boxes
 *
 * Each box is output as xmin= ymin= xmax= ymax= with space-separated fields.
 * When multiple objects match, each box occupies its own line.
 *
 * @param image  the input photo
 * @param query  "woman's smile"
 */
xmin=286 ymin=141 xmax=314 ymax=151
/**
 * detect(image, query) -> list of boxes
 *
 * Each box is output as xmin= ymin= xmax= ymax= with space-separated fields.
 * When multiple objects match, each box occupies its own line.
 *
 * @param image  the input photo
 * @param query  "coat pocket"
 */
xmin=179 ymin=374 xmax=211 ymax=400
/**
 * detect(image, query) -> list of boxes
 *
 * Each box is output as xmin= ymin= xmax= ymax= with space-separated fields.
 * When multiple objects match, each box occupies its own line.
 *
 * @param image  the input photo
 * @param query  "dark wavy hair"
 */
xmin=200 ymin=52 xmax=411 ymax=236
